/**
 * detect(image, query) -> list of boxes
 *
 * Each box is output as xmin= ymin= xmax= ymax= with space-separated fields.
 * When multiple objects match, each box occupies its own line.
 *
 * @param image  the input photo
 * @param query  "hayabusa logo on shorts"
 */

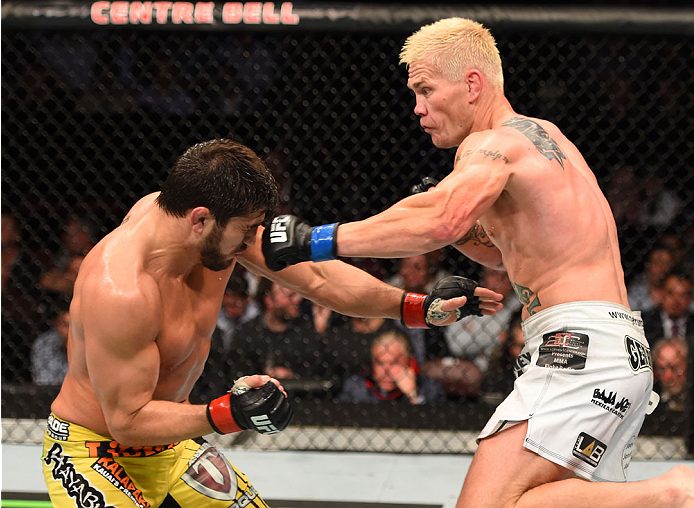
xmin=624 ymin=335 xmax=652 ymax=373
xmin=538 ymin=331 xmax=589 ymax=370
xmin=44 ymin=442 xmax=115 ymax=508
xmin=181 ymin=443 xmax=237 ymax=501
xmin=572 ymin=432 xmax=606 ymax=468
xmin=591 ymin=388 xmax=631 ymax=419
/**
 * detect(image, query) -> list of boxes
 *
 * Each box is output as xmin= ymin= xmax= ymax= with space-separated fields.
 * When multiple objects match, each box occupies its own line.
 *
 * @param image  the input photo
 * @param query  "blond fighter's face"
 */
xmin=407 ymin=62 xmax=471 ymax=149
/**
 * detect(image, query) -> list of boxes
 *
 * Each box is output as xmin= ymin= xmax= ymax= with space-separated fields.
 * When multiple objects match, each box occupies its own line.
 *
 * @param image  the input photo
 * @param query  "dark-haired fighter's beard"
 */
xmin=200 ymin=225 xmax=234 ymax=271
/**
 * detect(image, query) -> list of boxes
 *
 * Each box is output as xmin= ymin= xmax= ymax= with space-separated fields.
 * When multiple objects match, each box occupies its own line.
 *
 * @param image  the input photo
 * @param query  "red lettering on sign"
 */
xmin=91 ymin=1 xmax=110 ymax=24
xmin=130 ymin=2 xmax=153 ymax=23
xmin=222 ymin=2 xmax=242 ymax=23
xmin=171 ymin=2 xmax=194 ymax=23
xmin=153 ymin=2 xmax=173 ymax=23
xmin=244 ymin=2 xmax=262 ymax=23
xmin=110 ymin=1 xmax=129 ymax=23
xmin=281 ymin=2 xmax=298 ymax=24
xmin=195 ymin=2 xmax=214 ymax=23
xmin=262 ymin=2 xmax=279 ymax=24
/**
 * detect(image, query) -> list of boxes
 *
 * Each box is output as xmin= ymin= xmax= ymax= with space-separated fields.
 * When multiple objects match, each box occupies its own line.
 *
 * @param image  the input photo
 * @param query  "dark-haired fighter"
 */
xmin=42 ymin=139 xmax=503 ymax=508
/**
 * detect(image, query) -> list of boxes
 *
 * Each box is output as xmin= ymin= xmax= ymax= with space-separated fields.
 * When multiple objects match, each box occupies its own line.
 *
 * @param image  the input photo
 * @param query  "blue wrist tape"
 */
xmin=310 ymin=223 xmax=338 ymax=262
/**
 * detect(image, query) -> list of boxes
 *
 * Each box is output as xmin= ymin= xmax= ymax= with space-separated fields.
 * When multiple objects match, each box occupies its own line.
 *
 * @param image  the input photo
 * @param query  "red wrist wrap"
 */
xmin=401 ymin=292 xmax=428 ymax=329
xmin=207 ymin=393 xmax=243 ymax=434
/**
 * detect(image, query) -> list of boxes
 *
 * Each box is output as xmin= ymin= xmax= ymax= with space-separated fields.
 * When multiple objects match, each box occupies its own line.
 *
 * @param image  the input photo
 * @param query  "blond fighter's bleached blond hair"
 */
xmin=400 ymin=17 xmax=504 ymax=91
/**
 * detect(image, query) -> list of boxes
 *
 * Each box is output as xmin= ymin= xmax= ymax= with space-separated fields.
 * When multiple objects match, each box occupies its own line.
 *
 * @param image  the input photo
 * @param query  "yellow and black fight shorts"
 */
xmin=41 ymin=413 xmax=269 ymax=508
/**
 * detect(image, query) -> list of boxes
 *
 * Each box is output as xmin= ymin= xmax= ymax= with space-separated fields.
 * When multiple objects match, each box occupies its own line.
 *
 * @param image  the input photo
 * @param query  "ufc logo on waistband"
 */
xmin=269 ymin=216 xmax=289 ymax=243
xmin=250 ymin=415 xmax=279 ymax=434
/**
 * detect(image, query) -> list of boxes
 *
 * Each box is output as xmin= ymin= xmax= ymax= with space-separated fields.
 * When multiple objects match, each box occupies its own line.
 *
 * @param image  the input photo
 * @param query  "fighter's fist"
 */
xmin=207 ymin=378 xmax=293 ymax=435
xmin=402 ymin=276 xmax=490 ymax=329
xmin=262 ymin=215 xmax=338 ymax=271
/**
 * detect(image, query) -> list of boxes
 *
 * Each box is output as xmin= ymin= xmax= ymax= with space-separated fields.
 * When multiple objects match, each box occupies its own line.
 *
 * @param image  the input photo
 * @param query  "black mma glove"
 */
xmin=262 ymin=215 xmax=339 ymax=271
xmin=401 ymin=276 xmax=482 ymax=329
xmin=411 ymin=177 xmax=440 ymax=195
xmin=207 ymin=378 xmax=293 ymax=435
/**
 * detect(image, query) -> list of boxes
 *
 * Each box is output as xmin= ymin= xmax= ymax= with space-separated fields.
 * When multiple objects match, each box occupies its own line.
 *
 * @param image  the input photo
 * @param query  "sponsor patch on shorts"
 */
xmin=47 ymin=414 xmax=70 ymax=441
xmin=84 ymin=440 xmax=179 ymax=458
xmin=624 ymin=335 xmax=652 ymax=373
xmin=181 ymin=442 xmax=238 ymax=501
xmin=91 ymin=457 xmax=150 ymax=508
xmin=537 ymin=331 xmax=589 ymax=370
xmin=44 ymin=442 xmax=115 ymax=508
xmin=590 ymin=388 xmax=631 ymax=419
xmin=572 ymin=432 xmax=607 ymax=468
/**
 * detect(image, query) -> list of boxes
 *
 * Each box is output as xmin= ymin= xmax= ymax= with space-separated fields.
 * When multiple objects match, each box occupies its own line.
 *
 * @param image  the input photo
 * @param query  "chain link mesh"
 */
xmin=2 ymin=24 xmax=693 ymax=459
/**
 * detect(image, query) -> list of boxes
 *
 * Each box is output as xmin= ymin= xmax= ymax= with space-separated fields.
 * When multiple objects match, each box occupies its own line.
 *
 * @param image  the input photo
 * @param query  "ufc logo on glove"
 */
xmin=269 ymin=217 xmax=290 ymax=243
xmin=250 ymin=415 xmax=280 ymax=435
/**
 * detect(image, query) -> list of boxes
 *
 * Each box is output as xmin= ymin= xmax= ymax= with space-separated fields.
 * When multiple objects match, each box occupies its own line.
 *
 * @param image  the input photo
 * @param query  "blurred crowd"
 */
xmin=1 ymin=30 xmax=692 ymax=418
xmin=2 ymin=208 xmax=692 ymax=417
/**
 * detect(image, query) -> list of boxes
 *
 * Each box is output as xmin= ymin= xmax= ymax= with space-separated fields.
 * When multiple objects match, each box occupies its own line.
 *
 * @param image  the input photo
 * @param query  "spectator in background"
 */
xmin=387 ymin=252 xmax=450 ymax=363
xmin=637 ymin=175 xmax=683 ymax=230
xmin=605 ymin=167 xmax=682 ymax=232
xmin=214 ymin=271 xmax=260 ymax=355
xmin=235 ymin=277 xmax=324 ymax=380
xmin=2 ymin=212 xmax=43 ymax=297
xmin=189 ymin=271 xmax=262 ymax=402
xmin=31 ymin=297 xmax=71 ymax=386
xmin=310 ymin=301 xmax=334 ymax=337
xmin=642 ymin=271 xmax=693 ymax=345
xmin=40 ymin=253 xmax=85 ymax=297
xmin=39 ymin=217 xmax=94 ymax=299
xmin=656 ymin=233 xmax=685 ymax=267
xmin=423 ymin=267 xmax=521 ymax=399
xmin=652 ymin=337 xmax=688 ymax=412
xmin=627 ymin=246 xmax=675 ymax=313
xmin=604 ymin=166 xmax=643 ymax=230
xmin=330 ymin=315 xmax=403 ymax=383
xmin=653 ymin=234 xmax=694 ymax=309
xmin=481 ymin=310 xmax=524 ymax=403
xmin=442 ymin=267 xmax=521 ymax=372
xmin=338 ymin=330 xmax=445 ymax=404
xmin=2 ymin=212 xmax=44 ymax=383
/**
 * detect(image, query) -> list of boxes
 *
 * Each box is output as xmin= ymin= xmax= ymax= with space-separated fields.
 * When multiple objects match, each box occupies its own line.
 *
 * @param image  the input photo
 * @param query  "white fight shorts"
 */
xmin=478 ymin=301 xmax=657 ymax=482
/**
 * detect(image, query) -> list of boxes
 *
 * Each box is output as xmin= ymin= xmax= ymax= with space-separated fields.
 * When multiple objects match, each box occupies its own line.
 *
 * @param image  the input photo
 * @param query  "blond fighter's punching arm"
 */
xmin=262 ymin=132 xmax=512 ymax=270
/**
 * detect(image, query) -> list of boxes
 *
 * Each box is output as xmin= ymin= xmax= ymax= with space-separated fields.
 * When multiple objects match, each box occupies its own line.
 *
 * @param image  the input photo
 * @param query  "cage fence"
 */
xmin=2 ymin=3 xmax=693 ymax=460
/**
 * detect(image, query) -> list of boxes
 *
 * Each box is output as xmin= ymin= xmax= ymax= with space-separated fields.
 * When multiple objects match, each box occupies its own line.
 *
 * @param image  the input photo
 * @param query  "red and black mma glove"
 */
xmin=401 ymin=276 xmax=483 ymax=329
xmin=207 ymin=378 xmax=293 ymax=435
xmin=262 ymin=215 xmax=339 ymax=271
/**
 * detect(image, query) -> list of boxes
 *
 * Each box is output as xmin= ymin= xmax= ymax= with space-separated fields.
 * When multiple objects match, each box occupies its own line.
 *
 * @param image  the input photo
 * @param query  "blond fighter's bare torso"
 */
xmin=336 ymin=113 xmax=628 ymax=320
xmin=453 ymin=115 xmax=628 ymax=318
xmin=51 ymin=193 xmax=232 ymax=435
